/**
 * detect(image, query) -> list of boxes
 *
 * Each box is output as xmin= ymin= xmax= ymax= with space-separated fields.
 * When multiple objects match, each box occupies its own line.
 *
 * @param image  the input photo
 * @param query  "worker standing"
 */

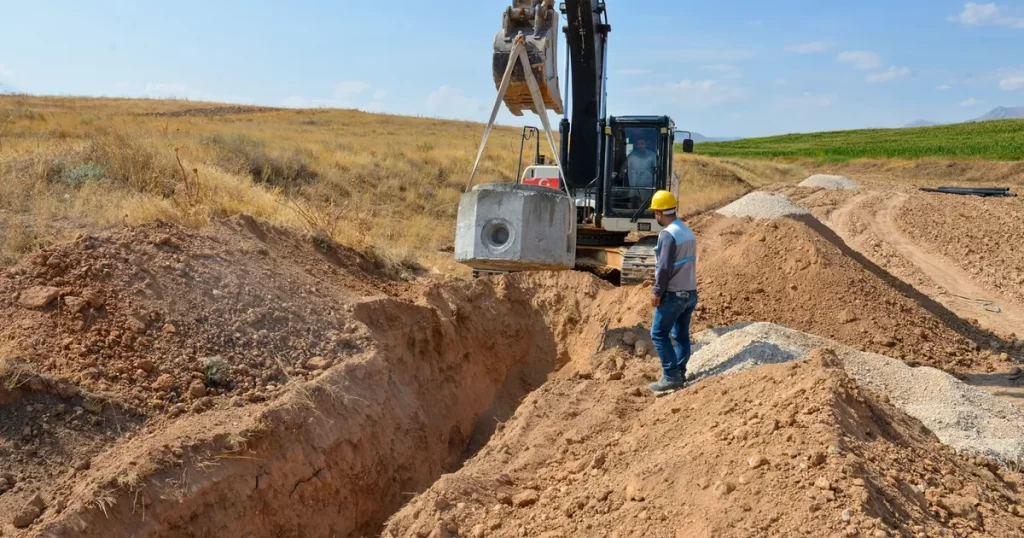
xmin=646 ymin=190 xmax=698 ymax=393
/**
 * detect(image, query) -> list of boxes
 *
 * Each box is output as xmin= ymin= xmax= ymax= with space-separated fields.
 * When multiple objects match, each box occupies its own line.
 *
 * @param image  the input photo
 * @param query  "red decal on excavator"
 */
xmin=522 ymin=177 xmax=561 ymax=190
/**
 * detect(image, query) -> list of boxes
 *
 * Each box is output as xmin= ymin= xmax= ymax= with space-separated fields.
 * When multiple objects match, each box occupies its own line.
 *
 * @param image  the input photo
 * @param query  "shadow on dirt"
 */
xmin=797 ymin=214 xmax=1015 ymax=356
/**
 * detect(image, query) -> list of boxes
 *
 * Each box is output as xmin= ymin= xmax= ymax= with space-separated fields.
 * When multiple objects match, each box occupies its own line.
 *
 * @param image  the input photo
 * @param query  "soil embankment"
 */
xmin=2 ymin=200 xmax=1021 ymax=537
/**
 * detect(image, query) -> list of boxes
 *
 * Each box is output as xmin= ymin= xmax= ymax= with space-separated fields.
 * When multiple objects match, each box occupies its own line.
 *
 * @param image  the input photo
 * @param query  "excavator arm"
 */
xmin=493 ymin=0 xmax=563 ymax=116
xmin=493 ymin=0 xmax=610 ymax=190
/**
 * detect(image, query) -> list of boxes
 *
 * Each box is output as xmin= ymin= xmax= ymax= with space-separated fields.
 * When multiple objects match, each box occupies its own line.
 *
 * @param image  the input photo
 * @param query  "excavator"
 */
xmin=489 ymin=0 xmax=694 ymax=285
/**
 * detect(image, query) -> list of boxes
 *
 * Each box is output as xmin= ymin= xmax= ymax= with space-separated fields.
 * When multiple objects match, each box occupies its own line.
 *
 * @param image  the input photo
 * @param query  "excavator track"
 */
xmin=620 ymin=236 xmax=659 ymax=286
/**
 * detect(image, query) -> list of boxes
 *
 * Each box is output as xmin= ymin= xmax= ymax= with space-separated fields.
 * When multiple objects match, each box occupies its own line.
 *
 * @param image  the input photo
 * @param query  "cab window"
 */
xmin=607 ymin=126 xmax=664 ymax=216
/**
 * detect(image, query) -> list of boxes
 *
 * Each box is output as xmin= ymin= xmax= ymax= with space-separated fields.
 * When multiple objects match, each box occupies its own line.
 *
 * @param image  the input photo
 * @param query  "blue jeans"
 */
xmin=650 ymin=290 xmax=698 ymax=381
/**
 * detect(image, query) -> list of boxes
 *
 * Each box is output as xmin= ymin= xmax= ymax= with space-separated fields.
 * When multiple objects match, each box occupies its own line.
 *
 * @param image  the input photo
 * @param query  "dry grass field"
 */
xmin=0 ymin=95 xmax=804 ymax=274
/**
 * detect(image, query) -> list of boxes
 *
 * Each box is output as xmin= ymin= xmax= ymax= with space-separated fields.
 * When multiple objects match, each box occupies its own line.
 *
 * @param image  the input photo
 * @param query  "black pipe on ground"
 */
xmin=919 ymin=186 xmax=1017 ymax=197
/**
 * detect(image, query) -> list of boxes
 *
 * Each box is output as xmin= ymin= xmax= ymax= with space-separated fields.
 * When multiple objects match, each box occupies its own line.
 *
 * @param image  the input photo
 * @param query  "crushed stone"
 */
xmin=715 ymin=191 xmax=811 ymax=219
xmin=799 ymin=174 xmax=860 ymax=190
xmin=689 ymin=322 xmax=1024 ymax=464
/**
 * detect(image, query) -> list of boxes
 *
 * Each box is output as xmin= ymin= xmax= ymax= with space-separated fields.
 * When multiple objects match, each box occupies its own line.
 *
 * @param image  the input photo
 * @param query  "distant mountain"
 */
xmin=899 ymin=106 xmax=1023 ymax=129
xmin=688 ymin=132 xmax=742 ymax=143
xmin=970 ymin=106 xmax=1024 ymax=122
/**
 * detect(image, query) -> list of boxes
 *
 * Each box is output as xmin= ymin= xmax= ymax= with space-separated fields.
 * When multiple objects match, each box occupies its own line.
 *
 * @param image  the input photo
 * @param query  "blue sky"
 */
xmin=1 ymin=1 xmax=1022 ymax=137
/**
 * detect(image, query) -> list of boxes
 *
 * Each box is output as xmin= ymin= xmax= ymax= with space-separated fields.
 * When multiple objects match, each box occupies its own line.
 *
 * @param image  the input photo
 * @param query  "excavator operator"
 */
xmin=620 ymin=137 xmax=657 ymax=188
xmin=645 ymin=190 xmax=698 ymax=394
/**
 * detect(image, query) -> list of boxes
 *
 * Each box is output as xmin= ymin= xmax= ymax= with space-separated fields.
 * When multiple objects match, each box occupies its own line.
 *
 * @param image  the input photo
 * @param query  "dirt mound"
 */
xmin=1 ymin=202 xmax=1016 ymax=536
xmin=0 ymin=214 xmax=656 ymax=536
xmin=715 ymin=191 xmax=811 ymax=219
xmin=688 ymin=213 xmax=992 ymax=370
xmin=0 ymin=216 xmax=404 ymax=411
xmin=382 ymin=347 xmax=1024 ymax=537
xmin=0 ymin=215 xmax=416 ymax=531
xmin=690 ymin=322 xmax=1024 ymax=464
xmin=800 ymin=174 xmax=860 ymax=190
xmin=896 ymin=191 xmax=1024 ymax=307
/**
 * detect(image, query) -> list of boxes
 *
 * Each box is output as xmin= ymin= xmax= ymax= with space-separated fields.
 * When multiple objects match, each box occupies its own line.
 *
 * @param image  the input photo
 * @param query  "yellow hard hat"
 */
xmin=649 ymin=190 xmax=678 ymax=211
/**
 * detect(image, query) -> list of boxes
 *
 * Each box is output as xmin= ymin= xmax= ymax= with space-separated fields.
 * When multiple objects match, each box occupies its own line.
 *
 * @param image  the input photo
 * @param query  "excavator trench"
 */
xmin=21 ymin=268 xmax=617 ymax=538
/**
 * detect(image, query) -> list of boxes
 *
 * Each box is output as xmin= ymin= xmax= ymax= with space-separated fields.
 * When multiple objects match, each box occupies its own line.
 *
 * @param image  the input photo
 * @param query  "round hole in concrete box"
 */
xmin=491 ymin=226 xmax=509 ymax=245
xmin=482 ymin=219 xmax=515 ymax=252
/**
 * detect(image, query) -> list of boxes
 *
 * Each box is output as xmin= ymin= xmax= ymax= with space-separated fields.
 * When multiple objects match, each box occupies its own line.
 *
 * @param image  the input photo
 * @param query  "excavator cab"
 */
xmin=575 ymin=115 xmax=687 ymax=232
xmin=606 ymin=118 xmax=673 ymax=221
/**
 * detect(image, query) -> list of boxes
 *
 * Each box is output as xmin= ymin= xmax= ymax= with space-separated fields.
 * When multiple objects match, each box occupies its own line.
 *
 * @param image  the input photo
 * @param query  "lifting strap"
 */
xmin=465 ymin=34 xmax=568 ymax=197
xmin=464 ymin=33 xmax=575 ymax=239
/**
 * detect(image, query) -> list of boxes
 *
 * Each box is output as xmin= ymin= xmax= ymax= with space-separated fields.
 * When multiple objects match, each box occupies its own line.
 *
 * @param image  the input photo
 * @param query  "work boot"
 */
xmin=648 ymin=376 xmax=685 ymax=394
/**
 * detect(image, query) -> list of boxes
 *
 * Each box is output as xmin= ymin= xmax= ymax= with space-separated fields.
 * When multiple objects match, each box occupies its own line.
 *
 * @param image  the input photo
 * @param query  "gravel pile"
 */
xmin=689 ymin=322 xmax=1024 ymax=464
xmin=798 ymin=174 xmax=860 ymax=190
xmin=715 ymin=191 xmax=811 ymax=219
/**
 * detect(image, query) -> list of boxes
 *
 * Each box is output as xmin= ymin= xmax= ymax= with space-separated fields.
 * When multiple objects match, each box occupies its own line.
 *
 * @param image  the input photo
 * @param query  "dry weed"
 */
xmin=0 ymin=94 xmax=806 ymax=275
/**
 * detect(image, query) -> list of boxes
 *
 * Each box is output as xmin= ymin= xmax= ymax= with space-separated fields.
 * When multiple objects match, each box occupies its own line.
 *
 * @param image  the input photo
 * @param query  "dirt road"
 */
xmin=827 ymin=191 xmax=1024 ymax=339
xmin=814 ymin=187 xmax=1024 ymax=410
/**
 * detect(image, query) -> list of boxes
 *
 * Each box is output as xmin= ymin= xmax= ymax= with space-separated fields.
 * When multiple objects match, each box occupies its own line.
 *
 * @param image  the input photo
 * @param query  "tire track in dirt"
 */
xmin=827 ymin=191 xmax=1024 ymax=339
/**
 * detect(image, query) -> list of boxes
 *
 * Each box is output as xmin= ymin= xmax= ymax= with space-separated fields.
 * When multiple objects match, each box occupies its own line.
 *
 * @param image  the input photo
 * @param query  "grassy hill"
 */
xmin=0 ymin=95 xmax=802 ymax=272
xmin=691 ymin=119 xmax=1024 ymax=162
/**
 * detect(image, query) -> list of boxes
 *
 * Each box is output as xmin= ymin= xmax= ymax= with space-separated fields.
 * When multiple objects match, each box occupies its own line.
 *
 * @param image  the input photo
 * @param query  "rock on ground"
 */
xmin=17 ymin=286 xmax=61 ymax=309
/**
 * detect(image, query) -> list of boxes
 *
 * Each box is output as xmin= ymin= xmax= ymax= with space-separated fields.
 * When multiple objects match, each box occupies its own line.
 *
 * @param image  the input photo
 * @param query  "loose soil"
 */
xmin=688 ymin=322 xmax=1024 ymax=464
xmin=382 ymin=347 xmax=1024 ymax=538
xmin=775 ymin=184 xmax=1024 ymax=345
xmin=0 ymin=216 xmax=648 ymax=537
xmin=688 ymin=211 xmax=1004 ymax=371
xmin=1 ymin=194 xmax=1021 ymax=537
xmin=895 ymin=192 xmax=1024 ymax=307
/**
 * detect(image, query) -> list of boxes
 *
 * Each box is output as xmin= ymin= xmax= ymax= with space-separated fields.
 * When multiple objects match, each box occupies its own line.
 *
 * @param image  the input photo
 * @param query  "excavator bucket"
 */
xmin=493 ymin=1 xmax=564 ymax=116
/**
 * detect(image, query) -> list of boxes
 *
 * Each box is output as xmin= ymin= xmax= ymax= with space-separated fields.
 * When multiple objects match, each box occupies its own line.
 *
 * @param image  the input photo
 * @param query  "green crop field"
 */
xmin=687 ymin=119 xmax=1024 ymax=162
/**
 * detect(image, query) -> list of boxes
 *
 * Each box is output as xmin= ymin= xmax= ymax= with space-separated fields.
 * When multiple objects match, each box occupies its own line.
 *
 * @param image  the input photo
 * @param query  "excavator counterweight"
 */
xmin=493 ymin=0 xmax=564 ymax=116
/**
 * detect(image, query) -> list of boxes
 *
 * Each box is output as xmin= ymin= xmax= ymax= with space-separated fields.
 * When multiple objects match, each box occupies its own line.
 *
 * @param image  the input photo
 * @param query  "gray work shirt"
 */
xmin=653 ymin=220 xmax=698 ymax=296
xmin=626 ymin=150 xmax=657 ymax=188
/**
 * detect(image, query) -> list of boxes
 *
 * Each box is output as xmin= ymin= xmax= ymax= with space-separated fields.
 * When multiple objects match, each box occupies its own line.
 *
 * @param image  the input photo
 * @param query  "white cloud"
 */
xmin=999 ymin=66 xmax=1024 ymax=90
xmin=937 ymin=84 xmax=952 ymax=90
xmin=668 ymin=48 xmax=756 ymax=63
xmin=949 ymin=2 xmax=1024 ymax=28
xmin=866 ymin=66 xmax=911 ymax=83
xmin=282 ymin=80 xmax=386 ymax=110
xmin=143 ymin=83 xmax=253 ymax=104
xmin=960 ymin=97 xmax=981 ymax=106
xmin=1001 ymin=76 xmax=1024 ymax=90
xmin=281 ymin=96 xmax=348 ymax=108
xmin=775 ymin=92 xmax=838 ymax=111
xmin=785 ymin=41 xmax=830 ymax=54
xmin=425 ymin=85 xmax=489 ymax=119
xmin=627 ymin=80 xmax=750 ymax=109
xmin=700 ymin=64 xmax=741 ymax=79
xmin=701 ymin=64 xmax=736 ymax=73
xmin=334 ymin=81 xmax=371 ymax=98
xmin=0 ymin=63 xmax=15 ymax=80
xmin=616 ymin=68 xmax=651 ymax=76
xmin=775 ymin=78 xmax=789 ymax=86
xmin=837 ymin=50 xmax=883 ymax=70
